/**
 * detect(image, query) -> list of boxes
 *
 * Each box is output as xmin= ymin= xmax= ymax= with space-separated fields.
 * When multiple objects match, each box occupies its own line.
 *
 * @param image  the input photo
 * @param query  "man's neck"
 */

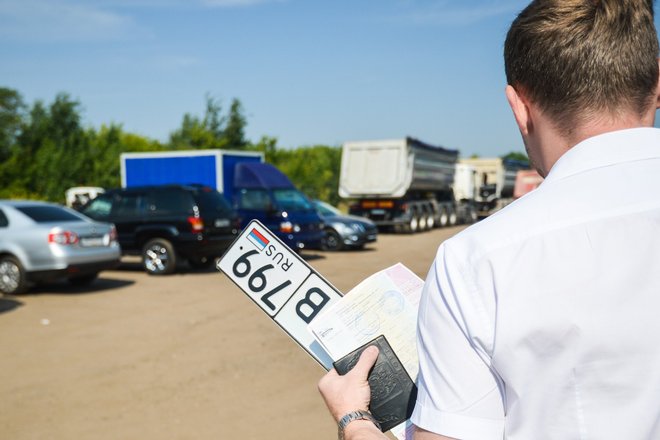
xmin=537 ymin=112 xmax=654 ymax=176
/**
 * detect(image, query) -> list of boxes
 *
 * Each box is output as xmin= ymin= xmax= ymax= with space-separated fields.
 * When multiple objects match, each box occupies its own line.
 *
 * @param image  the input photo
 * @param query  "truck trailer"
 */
xmin=458 ymin=157 xmax=529 ymax=217
xmin=339 ymin=137 xmax=475 ymax=233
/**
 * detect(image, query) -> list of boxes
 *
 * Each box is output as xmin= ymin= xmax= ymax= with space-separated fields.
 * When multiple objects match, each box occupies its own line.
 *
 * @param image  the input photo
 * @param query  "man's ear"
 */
xmin=506 ymin=85 xmax=532 ymax=136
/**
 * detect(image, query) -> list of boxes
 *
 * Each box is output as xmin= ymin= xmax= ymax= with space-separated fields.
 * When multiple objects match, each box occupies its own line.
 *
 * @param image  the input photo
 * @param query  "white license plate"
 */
xmin=80 ymin=237 xmax=104 ymax=247
xmin=214 ymin=219 xmax=230 ymax=227
xmin=371 ymin=209 xmax=385 ymax=215
xmin=217 ymin=220 xmax=342 ymax=369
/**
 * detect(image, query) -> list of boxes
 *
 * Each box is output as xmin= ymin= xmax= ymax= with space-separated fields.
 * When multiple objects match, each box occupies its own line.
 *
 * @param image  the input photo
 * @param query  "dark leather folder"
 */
xmin=332 ymin=335 xmax=417 ymax=432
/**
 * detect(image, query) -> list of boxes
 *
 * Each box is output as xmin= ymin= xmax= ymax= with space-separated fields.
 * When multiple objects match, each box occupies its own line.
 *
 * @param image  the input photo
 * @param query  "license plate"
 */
xmin=217 ymin=220 xmax=342 ymax=369
xmin=371 ymin=209 xmax=385 ymax=215
xmin=214 ymin=219 xmax=230 ymax=227
xmin=80 ymin=237 xmax=104 ymax=247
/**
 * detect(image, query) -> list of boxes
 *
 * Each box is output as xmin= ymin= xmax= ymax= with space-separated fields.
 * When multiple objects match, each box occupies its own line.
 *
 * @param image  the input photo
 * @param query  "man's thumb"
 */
xmin=350 ymin=345 xmax=380 ymax=378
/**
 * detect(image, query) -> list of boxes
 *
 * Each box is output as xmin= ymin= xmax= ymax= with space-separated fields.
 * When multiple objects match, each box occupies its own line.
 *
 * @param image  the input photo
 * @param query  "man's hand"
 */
xmin=318 ymin=345 xmax=379 ymax=422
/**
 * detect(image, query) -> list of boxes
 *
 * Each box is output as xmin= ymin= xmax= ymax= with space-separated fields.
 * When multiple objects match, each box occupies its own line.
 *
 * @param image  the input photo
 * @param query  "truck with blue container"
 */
xmin=120 ymin=150 xmax=324 ymax=251
xmin=231 ymin=162 xmax=325 ymax=251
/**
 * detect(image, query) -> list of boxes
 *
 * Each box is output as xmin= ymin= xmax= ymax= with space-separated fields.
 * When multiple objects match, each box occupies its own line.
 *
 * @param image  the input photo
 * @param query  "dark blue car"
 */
xmin=232 ymin=162 xmax=325 ymax=251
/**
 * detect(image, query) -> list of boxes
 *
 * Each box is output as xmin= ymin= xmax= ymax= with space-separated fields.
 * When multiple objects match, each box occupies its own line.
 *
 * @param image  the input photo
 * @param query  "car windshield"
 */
xmin=81 ymin=195 xmax=113 ymax=219
xmin=314 ymin=201 xmax=340 ymax=216
xmin=272 ymin=189 xmax=313 ymax=212
xmin=195 ymin=188 xmax=233 ymax=216
xmin=17 ymin=205 xmax=84 ymax=223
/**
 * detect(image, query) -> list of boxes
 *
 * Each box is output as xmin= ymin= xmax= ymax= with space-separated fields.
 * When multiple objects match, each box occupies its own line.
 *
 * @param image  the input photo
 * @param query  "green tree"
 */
xmin=501 ymin=150 xmax=529 ymax=163
xmin=169 ymin=95 xmax=248 ymax=150
xmin=0 ymin=87 xmax=26 ymax=160
xmin=225 ymin=98 xmax=247 ymax=149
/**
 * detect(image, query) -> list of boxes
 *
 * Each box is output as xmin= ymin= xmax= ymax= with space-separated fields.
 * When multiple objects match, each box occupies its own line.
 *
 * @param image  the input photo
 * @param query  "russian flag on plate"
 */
xmin=247 ymin=228 xmax=270 ymax=251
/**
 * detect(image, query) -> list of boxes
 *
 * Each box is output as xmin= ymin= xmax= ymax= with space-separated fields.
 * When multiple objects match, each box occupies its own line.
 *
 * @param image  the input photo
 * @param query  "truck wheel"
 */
xmin=439 ymin=209 xmax=449 ymax=227
xmin=407 ymin=215 xmax=419 ymax=233
xmin=142 ymin=238 xmax=177 ymax=275
xmin=448 ymin=208 xmax=458 ymax=226
xmin=418 ymin=214 xmax=427 ymax=231
xmin=0 ymin=255 xmax=27 ymax=295
xmin=426 ymin=214 xmax=435 ymax=229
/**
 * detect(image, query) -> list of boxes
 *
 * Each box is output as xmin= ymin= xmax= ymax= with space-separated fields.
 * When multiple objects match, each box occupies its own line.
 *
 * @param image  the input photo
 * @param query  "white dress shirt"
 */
xmin=411 ymin=128 xmax=660 ymax=439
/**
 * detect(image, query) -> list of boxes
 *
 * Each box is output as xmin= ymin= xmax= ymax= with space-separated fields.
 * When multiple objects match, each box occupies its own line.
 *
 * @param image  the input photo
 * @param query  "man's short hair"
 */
xmin=504 ymin=0 xmax=659 ymax=136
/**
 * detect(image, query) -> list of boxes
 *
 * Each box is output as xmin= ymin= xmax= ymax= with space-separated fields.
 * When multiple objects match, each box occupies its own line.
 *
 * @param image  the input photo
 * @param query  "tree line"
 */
xmin=0 ymin=87 xmax=342 ymax=206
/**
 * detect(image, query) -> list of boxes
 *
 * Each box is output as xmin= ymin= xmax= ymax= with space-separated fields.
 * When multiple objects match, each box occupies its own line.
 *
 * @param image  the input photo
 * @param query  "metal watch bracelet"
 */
xmin=337 ymin=410 xmax=381 ymax=440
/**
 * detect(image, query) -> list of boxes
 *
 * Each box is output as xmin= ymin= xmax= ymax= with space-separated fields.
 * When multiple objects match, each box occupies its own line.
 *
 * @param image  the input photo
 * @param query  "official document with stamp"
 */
xmin=308 ymin=263 xmax=424 ymax=439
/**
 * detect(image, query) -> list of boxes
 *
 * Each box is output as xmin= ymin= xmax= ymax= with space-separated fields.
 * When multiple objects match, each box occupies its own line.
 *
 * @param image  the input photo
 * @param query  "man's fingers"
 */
xmin=350 ymin=345 xmax=380 ymax=378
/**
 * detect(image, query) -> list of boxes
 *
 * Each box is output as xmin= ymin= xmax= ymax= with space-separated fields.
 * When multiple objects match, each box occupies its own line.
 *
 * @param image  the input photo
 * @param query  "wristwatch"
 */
xmin=337 ymin=410 xmax=381 ymax=440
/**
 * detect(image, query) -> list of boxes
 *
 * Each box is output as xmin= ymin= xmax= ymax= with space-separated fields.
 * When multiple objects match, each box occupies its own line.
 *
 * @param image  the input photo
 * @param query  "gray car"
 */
xmin=313 ymin=200 xmax=378 ymax=251
xmin=0 ymin=200 xmax=121 ymax=294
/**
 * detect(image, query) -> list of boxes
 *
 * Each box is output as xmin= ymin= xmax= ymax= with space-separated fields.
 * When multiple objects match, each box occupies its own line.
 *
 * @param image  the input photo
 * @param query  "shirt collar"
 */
xmin=543 ymin=127 xmax=660 ymax=184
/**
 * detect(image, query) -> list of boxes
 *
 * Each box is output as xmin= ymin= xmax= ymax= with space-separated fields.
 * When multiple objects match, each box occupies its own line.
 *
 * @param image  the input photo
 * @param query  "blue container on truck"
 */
xmin=121 ymin=150 xmax=324 ymax=251
xmin=232 ymin=162 xmax=325 ymax=251
xmin=120 ymin=150 xmax=264 ymax=203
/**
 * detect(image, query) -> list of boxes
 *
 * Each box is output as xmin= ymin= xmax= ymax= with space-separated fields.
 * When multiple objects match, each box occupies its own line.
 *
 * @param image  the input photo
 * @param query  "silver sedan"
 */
xmin=0 ymin=200 xmax=121 ymax=295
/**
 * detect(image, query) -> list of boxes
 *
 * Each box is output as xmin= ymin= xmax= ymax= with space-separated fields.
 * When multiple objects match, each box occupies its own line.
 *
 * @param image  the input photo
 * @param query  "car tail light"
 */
xmin=109 ymin=225 xmax=117 ymax=242
xmin=187 ymin=216 xmax=205 ymax=233
xmin=48 ymin=231 xmax=79 ymax=245
xmin=280 ymin=221 xmax=293 ymax=233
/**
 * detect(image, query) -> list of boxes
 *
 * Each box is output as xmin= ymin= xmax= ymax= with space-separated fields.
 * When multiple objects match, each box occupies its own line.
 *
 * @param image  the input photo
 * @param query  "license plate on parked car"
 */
xmin=80 ymin=236 xmax=105 ymax=247
xmin=215 ymin=219 xmax=230 ymax=227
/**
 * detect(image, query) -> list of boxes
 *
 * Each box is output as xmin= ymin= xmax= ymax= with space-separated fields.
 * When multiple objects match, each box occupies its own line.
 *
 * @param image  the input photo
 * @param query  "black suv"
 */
xmin=81 ymin=185 xmax=239 ymax=275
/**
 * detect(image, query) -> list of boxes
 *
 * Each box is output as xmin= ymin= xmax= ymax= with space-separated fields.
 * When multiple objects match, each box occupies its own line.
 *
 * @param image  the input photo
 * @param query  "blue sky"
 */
xmin=0 ymin=0 xmax=659 ymax=157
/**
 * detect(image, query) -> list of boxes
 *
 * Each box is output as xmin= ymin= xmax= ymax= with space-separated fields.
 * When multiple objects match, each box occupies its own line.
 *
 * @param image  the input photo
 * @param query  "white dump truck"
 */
xmin=458 ymin=157 xmax=529 ymax=217
xmin=339 ymin=137 xmax=477 ymax=233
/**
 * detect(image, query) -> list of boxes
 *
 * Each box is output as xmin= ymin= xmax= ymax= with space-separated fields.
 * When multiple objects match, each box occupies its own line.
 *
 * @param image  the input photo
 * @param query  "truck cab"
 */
xmin=233 ymin=162 xmax=324 ymax=251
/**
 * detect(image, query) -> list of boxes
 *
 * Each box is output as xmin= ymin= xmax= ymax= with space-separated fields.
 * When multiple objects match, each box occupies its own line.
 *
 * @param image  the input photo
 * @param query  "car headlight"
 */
xmin=332 ymin=223 xmax=351 ymax=234
xmin=350 ymin=223 xmax=365 ymax=232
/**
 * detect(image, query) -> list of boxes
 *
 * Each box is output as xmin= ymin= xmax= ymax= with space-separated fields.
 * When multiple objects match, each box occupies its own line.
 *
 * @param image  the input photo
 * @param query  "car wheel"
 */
xmin=142 ymin=238 xmax=177 ymax=275
xmin=68 ymin=273 xmax=98 ymax=286
xmin=322 ymin=229 xmax=343 ymax=251
xmin=0 ymin=255 xmax=28 ymax=295
xmin=188 ymin=256 xmax=214 ymax=269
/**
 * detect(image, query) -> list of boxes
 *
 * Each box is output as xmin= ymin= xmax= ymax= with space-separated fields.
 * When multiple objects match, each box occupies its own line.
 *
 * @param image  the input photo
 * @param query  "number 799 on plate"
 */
xmin=217 ymin=220 xmax=342 ymax=369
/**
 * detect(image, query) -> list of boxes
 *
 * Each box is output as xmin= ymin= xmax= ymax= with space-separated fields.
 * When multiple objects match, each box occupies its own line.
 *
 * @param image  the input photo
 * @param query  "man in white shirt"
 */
xmin=318 ymin=0 xmax=660 ymax=439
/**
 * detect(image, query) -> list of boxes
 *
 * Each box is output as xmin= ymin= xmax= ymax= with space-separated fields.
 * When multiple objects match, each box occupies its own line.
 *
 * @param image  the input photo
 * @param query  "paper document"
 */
xmin=308 ymin=262 xmax=424 ymax=383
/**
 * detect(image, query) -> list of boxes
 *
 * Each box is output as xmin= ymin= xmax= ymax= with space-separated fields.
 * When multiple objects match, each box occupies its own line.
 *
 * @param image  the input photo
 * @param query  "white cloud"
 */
xmin=0 ymin=0 xmax=142 ymax=42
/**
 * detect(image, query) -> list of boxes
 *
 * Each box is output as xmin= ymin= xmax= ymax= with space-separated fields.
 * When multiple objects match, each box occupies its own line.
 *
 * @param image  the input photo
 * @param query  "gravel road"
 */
xmin=0 ymin=226 xmax=466 ymax=440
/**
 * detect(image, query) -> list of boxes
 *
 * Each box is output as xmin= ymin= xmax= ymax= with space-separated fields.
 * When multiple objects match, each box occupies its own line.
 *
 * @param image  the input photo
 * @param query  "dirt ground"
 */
xmin=0 ymin=226 xmax=465 ymax=440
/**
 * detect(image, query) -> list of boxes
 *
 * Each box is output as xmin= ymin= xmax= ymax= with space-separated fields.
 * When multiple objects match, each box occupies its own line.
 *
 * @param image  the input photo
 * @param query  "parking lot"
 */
xmin=0 ymin=226 xmax=465 ymax=440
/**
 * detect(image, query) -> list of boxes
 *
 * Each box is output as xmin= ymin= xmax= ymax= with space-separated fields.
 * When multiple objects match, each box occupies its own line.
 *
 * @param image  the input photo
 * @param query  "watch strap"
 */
xmin=337 ymin=410 xmax=381 ymax=440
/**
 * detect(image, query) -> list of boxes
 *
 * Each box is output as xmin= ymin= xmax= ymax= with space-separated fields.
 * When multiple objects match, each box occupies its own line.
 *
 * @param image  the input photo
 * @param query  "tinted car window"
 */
xmin=81 ymin=195 xmax=113 ymax=219
xmin=17 ymin=205 xmax=83 ymax=222
xmin=113 ymin=193 xmax=144 ymax=218
xmin=238 ymin=189 xmax=271 ymax=210
xmin=273 ymin=189 xmax=312 ymax=211
xmin=195 ymin=189 xmax=233 ymax=216
xmin=148 ymin=190 xmax=194 ymax=215
xmin=0 ymin=209 xmax=8 ymax=227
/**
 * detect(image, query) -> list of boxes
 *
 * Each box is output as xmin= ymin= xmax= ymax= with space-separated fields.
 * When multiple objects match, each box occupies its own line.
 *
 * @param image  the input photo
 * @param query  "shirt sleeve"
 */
xmin=411 ymin=242 xmax=505 ymax=440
